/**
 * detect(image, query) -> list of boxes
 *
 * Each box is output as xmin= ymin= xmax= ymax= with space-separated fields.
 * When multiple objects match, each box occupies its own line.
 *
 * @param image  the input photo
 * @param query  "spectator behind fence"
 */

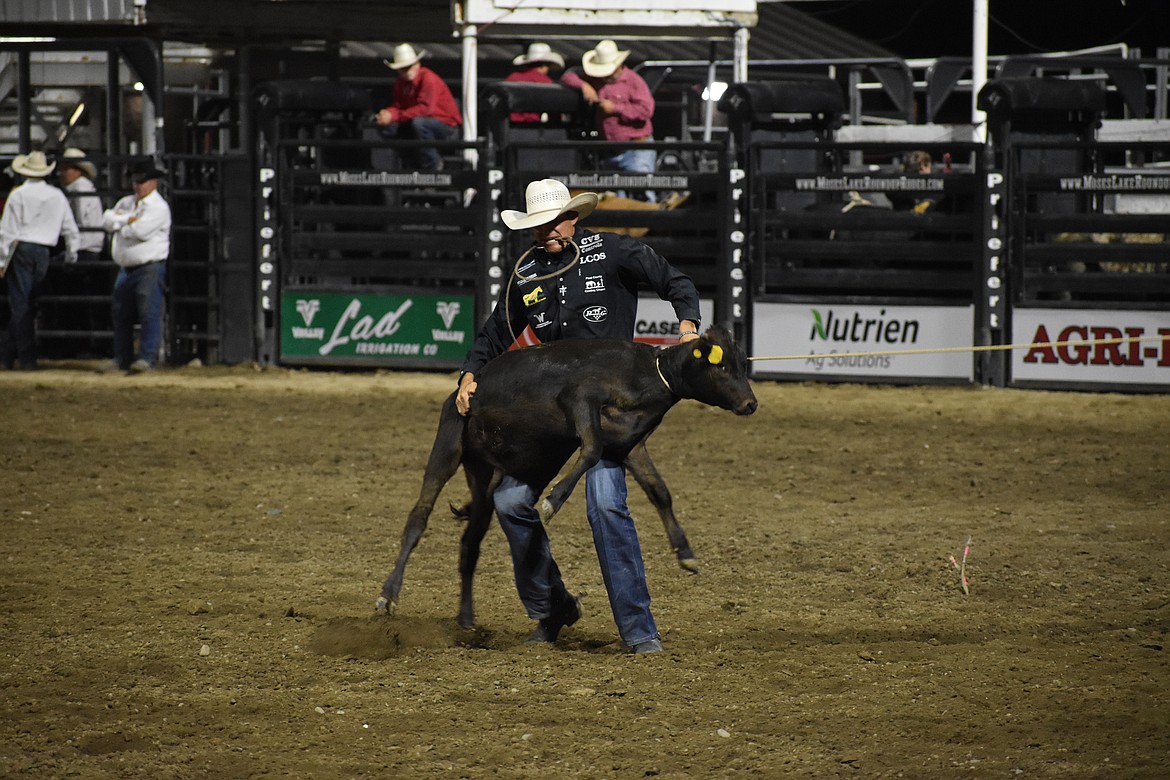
xmin=505 ymin=42 xmax=565 ymax=124
xmin=374 ymin=43 xmax=462 ymax=172
xmin=59 ymin=148 xmax=105 ymax=263
xmin=0 ymin=151 xmax=79 ymax=371
xmin=100 ymin=160 xmax=171 ymax=375
xmin=561 ymin=39 xmax=658 ymax=202
xmin=889 ymin=150 xmax=942 ymax=213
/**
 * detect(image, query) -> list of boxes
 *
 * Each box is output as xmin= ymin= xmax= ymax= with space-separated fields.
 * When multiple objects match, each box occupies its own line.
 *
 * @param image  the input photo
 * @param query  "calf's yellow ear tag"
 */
xmin=708 ymin=345 xmax=724 ymax=365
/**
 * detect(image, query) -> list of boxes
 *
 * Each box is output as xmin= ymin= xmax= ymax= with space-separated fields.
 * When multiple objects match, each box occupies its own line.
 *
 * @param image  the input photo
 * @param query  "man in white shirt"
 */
xmin=100 ymin=159 xmax=171 ymax=374
xmin=0 ymin=151 xmax=79 ymax=370
xmin=59 ymin=148 xmax=105 ymax=263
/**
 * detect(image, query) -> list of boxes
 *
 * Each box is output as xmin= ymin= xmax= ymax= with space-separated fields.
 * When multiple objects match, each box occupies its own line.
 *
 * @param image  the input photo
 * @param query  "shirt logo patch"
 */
xmin=522 ymin=286 xmax=546 ymax=307
xmin=583 ymin=305 xmax=608 ymax=323
xmin=515 ymin=260 xmax=537 ymax=285
xmin=584 ymin=275 xmax=605 ymax=293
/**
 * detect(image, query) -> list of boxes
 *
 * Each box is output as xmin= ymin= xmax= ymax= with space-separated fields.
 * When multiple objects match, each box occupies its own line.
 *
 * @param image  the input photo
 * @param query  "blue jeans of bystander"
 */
xmin=378 ymin=117 xmax=460 ymax=171
xmin=3 ymin=242 xmax=51 ymax=368
xmin=112 ymin=261 xmax=166 ymax=369
xmin=602 ymin=143 xmax=659 ymax=204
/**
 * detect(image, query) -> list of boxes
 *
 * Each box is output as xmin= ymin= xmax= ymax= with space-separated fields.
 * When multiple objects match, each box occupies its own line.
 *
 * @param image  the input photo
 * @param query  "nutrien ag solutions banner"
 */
xmin=280 ymin=290 xmax=475 ymax=366
xmin=752 ymin=302 xmax=974 ymax=381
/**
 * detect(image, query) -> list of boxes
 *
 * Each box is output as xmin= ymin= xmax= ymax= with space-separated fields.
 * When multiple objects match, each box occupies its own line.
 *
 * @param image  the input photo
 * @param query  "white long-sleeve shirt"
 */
xmin=0 ymin=178 xmax=80 ymax=271
xmin=102 ymin=189 xmax=171 ymax=268
xmin=65 ymin=175 xmax=106 ymax=254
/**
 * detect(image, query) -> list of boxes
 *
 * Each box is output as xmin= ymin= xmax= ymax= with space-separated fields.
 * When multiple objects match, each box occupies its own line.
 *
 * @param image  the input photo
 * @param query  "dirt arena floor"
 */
xmin=1 ymin=362 xmax=1167 ymax=778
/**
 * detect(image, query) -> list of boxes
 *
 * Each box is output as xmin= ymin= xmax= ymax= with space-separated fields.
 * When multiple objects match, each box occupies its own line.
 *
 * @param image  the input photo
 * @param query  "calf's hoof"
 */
xmin=678 ymin=556 xmax=700 ymax=574
xmin=538 ymin=498 xmax=556 ymax=524
xmin=374 ymin=596 xmax=397 ymax=615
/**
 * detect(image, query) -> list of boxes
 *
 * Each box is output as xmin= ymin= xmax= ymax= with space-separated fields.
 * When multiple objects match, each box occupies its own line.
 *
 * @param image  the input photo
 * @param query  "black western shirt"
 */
xmin=461 ymin=227 xmax=701 ymax=377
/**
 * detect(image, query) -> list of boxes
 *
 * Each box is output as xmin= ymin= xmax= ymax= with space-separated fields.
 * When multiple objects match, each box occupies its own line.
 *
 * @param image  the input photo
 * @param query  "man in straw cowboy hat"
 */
xmin=100 ymin=159 xmax=171 ymax=374
xmin=455 ymin=178 xmax=701 ymax=654
xmin=59 ymin=148 xmax=105 ymax=263
xmin=505 ymin=42 xmax=565 ymax=124
xmin=374 ymin=42 xmax=462 ymax=172
xmin=561 ymin=39 xmax=659 ymax=201
xmin=0 ymin=150 xmax=79 ymax=370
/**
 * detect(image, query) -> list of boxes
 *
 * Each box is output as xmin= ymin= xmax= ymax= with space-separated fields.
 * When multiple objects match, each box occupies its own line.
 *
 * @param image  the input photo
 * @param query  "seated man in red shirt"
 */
xmin=375 ymin=43 xmax=463 ymax=171
xmin=504 ymin=42 xmax=565 ymax=124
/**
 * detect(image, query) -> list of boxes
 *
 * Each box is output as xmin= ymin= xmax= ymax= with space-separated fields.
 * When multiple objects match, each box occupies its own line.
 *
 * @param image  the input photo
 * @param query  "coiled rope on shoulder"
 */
xmin=503 ymin=236 xmax=582 ymax=347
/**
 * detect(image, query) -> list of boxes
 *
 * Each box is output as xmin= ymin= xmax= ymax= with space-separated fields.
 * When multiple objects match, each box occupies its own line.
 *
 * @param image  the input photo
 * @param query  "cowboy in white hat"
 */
xmin=499 ymin=177 xmax=596 ymax=232
xmin=0 ymin=150 xmax=80 ymax=369
xmin=512 ymin=42 xmax=565 ymax=70
xmin=454 ymin=177 xmax=700 ymax=654
xmin=99 ymin=157 xmax=172 ymax=374
xmin=374 ymin=43 xmax=462 ymax=172
xmin=11 ymin=150 xmax=56 ymax=179
xmin=59 ymin=148 xmax=105 ymax=262
xmin=561 ymin=40 xmax=659 ymax=202
xmin=504 ymin=42 xmax=566 ymax=124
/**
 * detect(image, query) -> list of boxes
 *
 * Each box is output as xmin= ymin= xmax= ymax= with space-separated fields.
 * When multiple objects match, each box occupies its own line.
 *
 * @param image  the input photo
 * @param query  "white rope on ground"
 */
xmin=748 ymin=334 xmax=1168 ymax=362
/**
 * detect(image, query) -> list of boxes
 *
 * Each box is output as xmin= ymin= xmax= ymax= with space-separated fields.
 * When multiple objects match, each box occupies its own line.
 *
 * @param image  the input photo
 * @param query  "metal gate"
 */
xmin=253 ymin=80 xmax=489 ymax=368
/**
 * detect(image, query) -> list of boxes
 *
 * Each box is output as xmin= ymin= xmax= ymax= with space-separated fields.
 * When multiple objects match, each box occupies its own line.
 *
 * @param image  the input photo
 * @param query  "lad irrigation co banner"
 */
xmin=280 ymin=290 xmax=474 ymax=368
xmin=752 ymin=302 xmax=974 ymax=383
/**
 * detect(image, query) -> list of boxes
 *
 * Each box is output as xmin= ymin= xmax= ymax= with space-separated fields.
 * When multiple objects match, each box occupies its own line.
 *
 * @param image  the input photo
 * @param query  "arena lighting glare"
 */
xmin=702 ymin=82 xmax=728 ymax=102
xmin=133 ymin=82 xmax=145 ymax=92
xmin=69 ymin=102 xmax=86 ymax=126
xmin=0 ymin=37 xmax=57 ymax=43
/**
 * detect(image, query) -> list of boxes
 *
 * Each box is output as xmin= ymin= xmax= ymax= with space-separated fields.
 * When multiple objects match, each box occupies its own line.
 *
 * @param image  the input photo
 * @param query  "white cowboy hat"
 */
xmin=61 ymin=148 xmax=97 ymax=180
xmin=582 ymin=39 xmax=630 ymax=78
xmin=501 ymin=178 xmax=598 ymax=231
xmin=384 ymin=43 xmax=426 ymax=71
xmin=12 ymin=150 xmax=55 ymax=178
xmin=513 ymin=42 xmax=564 ymax=69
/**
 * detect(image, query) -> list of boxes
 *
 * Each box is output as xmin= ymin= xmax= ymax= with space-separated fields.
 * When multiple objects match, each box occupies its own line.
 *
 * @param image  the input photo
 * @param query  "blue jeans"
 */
xmin=603 ymin=143 xmax=658 ymax=204
xmin=378 ymin=117 xmax=459 ymax=171
xmin=3 ymin=242 xmax=51 ymax=368
xmin=494 ymin=459 xmax=659 ymax=646
xmin=112 ymin=261 xmax=166 ymax=368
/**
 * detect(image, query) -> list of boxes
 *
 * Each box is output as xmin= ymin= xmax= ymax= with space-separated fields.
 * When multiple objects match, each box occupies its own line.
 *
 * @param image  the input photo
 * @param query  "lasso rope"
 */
xmin=748 ymin=334 xmax=1167 ymax=362
xmin=503 ymin=236 xmax=581 ymax=347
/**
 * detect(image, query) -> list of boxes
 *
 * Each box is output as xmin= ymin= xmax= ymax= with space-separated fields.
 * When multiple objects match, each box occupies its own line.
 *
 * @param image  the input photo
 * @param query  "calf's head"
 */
xmin=674 ymin=325 xmax=758 ymax=416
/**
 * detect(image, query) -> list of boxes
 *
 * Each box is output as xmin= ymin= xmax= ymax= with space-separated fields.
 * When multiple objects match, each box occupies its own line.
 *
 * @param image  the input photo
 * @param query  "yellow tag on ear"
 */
xmin=693 ymin=348 xmax=703 ymax=359
xmin=708 ymin=345 xmax=724 ymax=365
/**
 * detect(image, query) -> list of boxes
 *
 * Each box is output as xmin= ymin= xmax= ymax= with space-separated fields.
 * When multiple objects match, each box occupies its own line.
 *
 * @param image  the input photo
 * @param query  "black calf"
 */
xmin=377 ymin=325 xmax=757 ymax=628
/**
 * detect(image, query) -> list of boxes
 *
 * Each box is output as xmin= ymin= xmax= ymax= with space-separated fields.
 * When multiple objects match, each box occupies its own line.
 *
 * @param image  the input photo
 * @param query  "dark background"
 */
xmin=799 ymin=0 xmax=1169 ymax=59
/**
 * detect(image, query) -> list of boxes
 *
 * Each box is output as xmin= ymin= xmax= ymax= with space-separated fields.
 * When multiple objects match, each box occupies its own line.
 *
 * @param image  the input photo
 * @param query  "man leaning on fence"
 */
xmin=99 ymin=160 xmax=171 ymax=375
xmin=561 ymin=39 xmax=658 ymax=202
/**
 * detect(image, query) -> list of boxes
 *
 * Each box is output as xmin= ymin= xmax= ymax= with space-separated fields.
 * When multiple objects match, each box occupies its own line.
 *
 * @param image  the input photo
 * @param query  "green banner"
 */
xmin=280 ymin=290 xmax=475 ymax=364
